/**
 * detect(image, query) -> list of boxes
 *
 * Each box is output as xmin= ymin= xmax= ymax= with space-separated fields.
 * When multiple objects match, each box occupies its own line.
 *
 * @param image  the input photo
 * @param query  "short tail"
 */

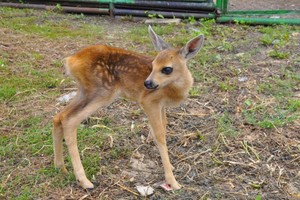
xmin=63 ymin=57 xmax=71 ymax=76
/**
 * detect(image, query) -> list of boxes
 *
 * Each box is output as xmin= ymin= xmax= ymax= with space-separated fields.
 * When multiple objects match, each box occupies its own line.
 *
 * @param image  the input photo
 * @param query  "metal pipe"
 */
xmin=217 ymin=16 xmax=300 ymax=25
xmin=113 ymin=8 xmax=214 ymax=19
xmin=0 ymin=2 xmax=109 ymax=14
xmin=61 ymin=0 xmax=210 ymax=2
xmin=115 ymin=1 xmax=215 ymax=11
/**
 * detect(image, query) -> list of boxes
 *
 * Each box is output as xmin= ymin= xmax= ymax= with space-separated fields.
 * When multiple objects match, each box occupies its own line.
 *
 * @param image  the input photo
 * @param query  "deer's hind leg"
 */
xmin=53 ymin=113 xmax=67 ymax=174
xmin=53 ymin=90 xmax=117 ymax=189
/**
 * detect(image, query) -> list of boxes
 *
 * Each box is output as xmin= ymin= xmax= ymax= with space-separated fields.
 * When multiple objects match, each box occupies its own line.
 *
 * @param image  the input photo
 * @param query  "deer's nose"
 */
xmin=144 ymin=80 xmax=158 ymax=90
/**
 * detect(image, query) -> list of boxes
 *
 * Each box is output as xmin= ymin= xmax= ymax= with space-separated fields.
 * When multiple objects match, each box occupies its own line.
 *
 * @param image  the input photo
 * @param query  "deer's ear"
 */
xmin=180 ymin=35 xmax=204 ymax=60
xmin=148 ymin=25 xmax=170 ymax=51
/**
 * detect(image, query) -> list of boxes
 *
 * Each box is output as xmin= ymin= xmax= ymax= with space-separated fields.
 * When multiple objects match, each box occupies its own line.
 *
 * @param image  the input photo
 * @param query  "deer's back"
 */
xmin=65 ymin=45 xmax=153 ymax=98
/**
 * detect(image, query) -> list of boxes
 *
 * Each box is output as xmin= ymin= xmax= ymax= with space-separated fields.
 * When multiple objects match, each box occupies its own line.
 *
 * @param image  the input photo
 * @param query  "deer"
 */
xmin=52 ymin=25 xmax=204 ymax=190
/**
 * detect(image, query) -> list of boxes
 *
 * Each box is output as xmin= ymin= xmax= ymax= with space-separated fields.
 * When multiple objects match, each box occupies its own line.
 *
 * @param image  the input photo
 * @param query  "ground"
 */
xmin=229 ymin=0 xmax=299 ymax=11
xmin=0 ymin=7 xmax=299 ymax=200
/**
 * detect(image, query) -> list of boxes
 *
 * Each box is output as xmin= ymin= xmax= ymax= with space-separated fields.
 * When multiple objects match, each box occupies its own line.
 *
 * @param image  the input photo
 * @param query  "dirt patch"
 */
xmin=229 ymin=0 xmax=300 ymax=11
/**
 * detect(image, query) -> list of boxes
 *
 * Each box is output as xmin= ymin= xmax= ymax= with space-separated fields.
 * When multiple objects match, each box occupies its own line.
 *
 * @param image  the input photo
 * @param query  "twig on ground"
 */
xmin=33 ymin=145 xmax=52 ymax=155
xmin=223 ymin=160 xmax=257 ymax=169
xmin=116 ymin=183 xmax=139 ymax=196
xmin=174 ymin=149 xmax=211 ymax=165
xmin=172 ymin=112 xmax=210 ymax=117
xmin=79 ymin=194 xmax=89 ymax=200
xmin=179 ymin=163 xmax=192 ymax=180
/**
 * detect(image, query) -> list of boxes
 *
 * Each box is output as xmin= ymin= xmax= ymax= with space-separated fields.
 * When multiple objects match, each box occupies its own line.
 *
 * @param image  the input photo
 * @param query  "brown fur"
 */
xmin=52 ymin=26 xmax=204 ymax=190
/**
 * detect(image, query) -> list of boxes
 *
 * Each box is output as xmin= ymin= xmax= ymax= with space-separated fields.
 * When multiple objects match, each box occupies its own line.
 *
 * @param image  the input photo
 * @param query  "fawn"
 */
xmin=52 ymin=26 xmax=204 ymax=190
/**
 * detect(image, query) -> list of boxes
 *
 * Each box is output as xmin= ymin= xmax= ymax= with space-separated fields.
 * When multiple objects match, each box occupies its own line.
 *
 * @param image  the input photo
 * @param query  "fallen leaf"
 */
xmin=136 ymin=185 xmax=154 ymax=196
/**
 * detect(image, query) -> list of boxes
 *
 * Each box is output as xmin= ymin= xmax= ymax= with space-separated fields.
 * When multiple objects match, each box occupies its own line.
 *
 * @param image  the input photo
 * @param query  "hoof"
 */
xmin=60 ymin=167 xmax=68 ymax=174
xmin=85 ymin=187 xmax=94 ymax=193
xmin=166 ymin=179 xmax=182 ymax=190
xmin=78 ymin=179 xmax=94 ymax=190
xmin=55 ymin=165 xmax=68 ymax=174
xmin=171 ymin=182 xmax=182 ymax=190
xmin=160 ymin=181 xmax=182 ymax=191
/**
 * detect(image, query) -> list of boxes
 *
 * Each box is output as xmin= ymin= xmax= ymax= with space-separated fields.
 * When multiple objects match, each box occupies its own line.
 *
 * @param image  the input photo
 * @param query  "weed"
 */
xmin=242 ymin=99 xmax=299 ymax=129
xmin=55 ymin=4 xmax=63 ymax=12
xmin=244 ymin=99 xmax=252 ymax=107
xmin=199 ymin=19 xmax=216 ymax=36
xmin=268 ymin=50 xmax=290 ymax=59
xmin=0 ymin=59 xmax=7 ymax=70
xmin=189 ymin=86 xmax=201 ymax=97
xmin=218 ymin=40 xmax=234 ymax=52
xmin=73 ymin=13 xmax=85 ymax=20
xmin=216 ymin=112 xmax=238 ymax=136
xmin=196 ymin=132 xmax=205 ymax=141
xmin=145 ymin=11 xmax=164 ymax=19
xmin=234 ymin=19 xmax=246 ymax=25
xmin=287 ymin=99 xmax=300 ymax=112
xmin=126 ymin=26 xmax=150 ymax=45
xmin=260 ymin=34 xmax=274 ymax=46
xmin=187 ymin=16 xmax=197 ymax=24
xmin=259 ymin=26 xmax=290 ymax=47
xmin=0 ymin=86 xmax=17 ymax=101
xmin=255 ymin=194 xmax=262 ymax=200
xmin=121 ymin=15 xmax=134 ymax=22
xmin=219 ymin=78 xmax=236 ymax=92
xmin=110 ymin=146 xmax=131 ymax=159
xmin=256 ymin=76 xmax=296 ymax=97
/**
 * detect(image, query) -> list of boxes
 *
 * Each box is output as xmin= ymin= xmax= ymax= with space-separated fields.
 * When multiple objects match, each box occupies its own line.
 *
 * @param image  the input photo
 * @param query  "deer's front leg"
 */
xmin=142 ymin=104 xmax=181 ymax=190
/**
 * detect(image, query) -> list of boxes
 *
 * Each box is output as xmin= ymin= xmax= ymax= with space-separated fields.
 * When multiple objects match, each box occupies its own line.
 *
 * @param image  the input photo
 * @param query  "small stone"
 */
xmin=238 ymin=77 xmax=248 ymax=82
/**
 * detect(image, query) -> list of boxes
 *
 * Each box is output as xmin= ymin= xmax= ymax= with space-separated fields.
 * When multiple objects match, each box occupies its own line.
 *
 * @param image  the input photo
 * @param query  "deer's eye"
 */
xmin=161 ymin=67 xmax=173 ymax=75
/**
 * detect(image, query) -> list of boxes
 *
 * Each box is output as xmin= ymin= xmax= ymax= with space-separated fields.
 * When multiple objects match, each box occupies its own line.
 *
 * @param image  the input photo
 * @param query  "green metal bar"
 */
xmin=109 ymin=2 xmax=114 ymax=17
xmin=215 ymin=0 xmax=221 ymax=10
xmin=217 ymin=16 xmax=300 ymax=25
xmin=222 ymin=0 xmax=228 ymax=14
xmin=216 ymin=0 xmax=227 ymax=14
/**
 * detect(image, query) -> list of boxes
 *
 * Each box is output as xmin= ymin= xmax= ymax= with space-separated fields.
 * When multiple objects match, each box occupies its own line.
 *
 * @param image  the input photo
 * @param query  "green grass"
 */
xmin=0 ymin=69 xmax=61 ymax=102
xmin=219 ymin=80 xmax=236 ymax=92
xmin=268 ymin=50 xmax=290 ymax=59
xmin=257 ymin=77 xmax=297 ymax=97
xmin=258 ymin=25 xmax=299 ymax=60
xmin=189 ymin=86 xmax=201 ymax=97
xmin=0 ymin=113 xmax=118 ymax=198
xmin=0 ymin=7 xmax=103 ymax=39
xmin=242 ymin=98 xmax=299 ymax=129
xmin=259 ymin=26 xmax=290 ymax=47
xmin=216 ymin=112 xmax=238 ymax=136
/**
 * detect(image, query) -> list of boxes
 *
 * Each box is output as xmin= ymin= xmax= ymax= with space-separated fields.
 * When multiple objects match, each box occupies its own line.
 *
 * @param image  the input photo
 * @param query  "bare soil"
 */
xmin=229 ymin=0 xmax=300 ymax=11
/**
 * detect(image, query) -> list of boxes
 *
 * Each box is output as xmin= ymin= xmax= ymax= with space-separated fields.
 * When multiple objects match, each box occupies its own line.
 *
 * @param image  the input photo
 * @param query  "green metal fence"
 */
xmin=0 ymin=0 xmax=299 ymax=25
xmin=216 ymin=0 xmax=300 ymax=25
